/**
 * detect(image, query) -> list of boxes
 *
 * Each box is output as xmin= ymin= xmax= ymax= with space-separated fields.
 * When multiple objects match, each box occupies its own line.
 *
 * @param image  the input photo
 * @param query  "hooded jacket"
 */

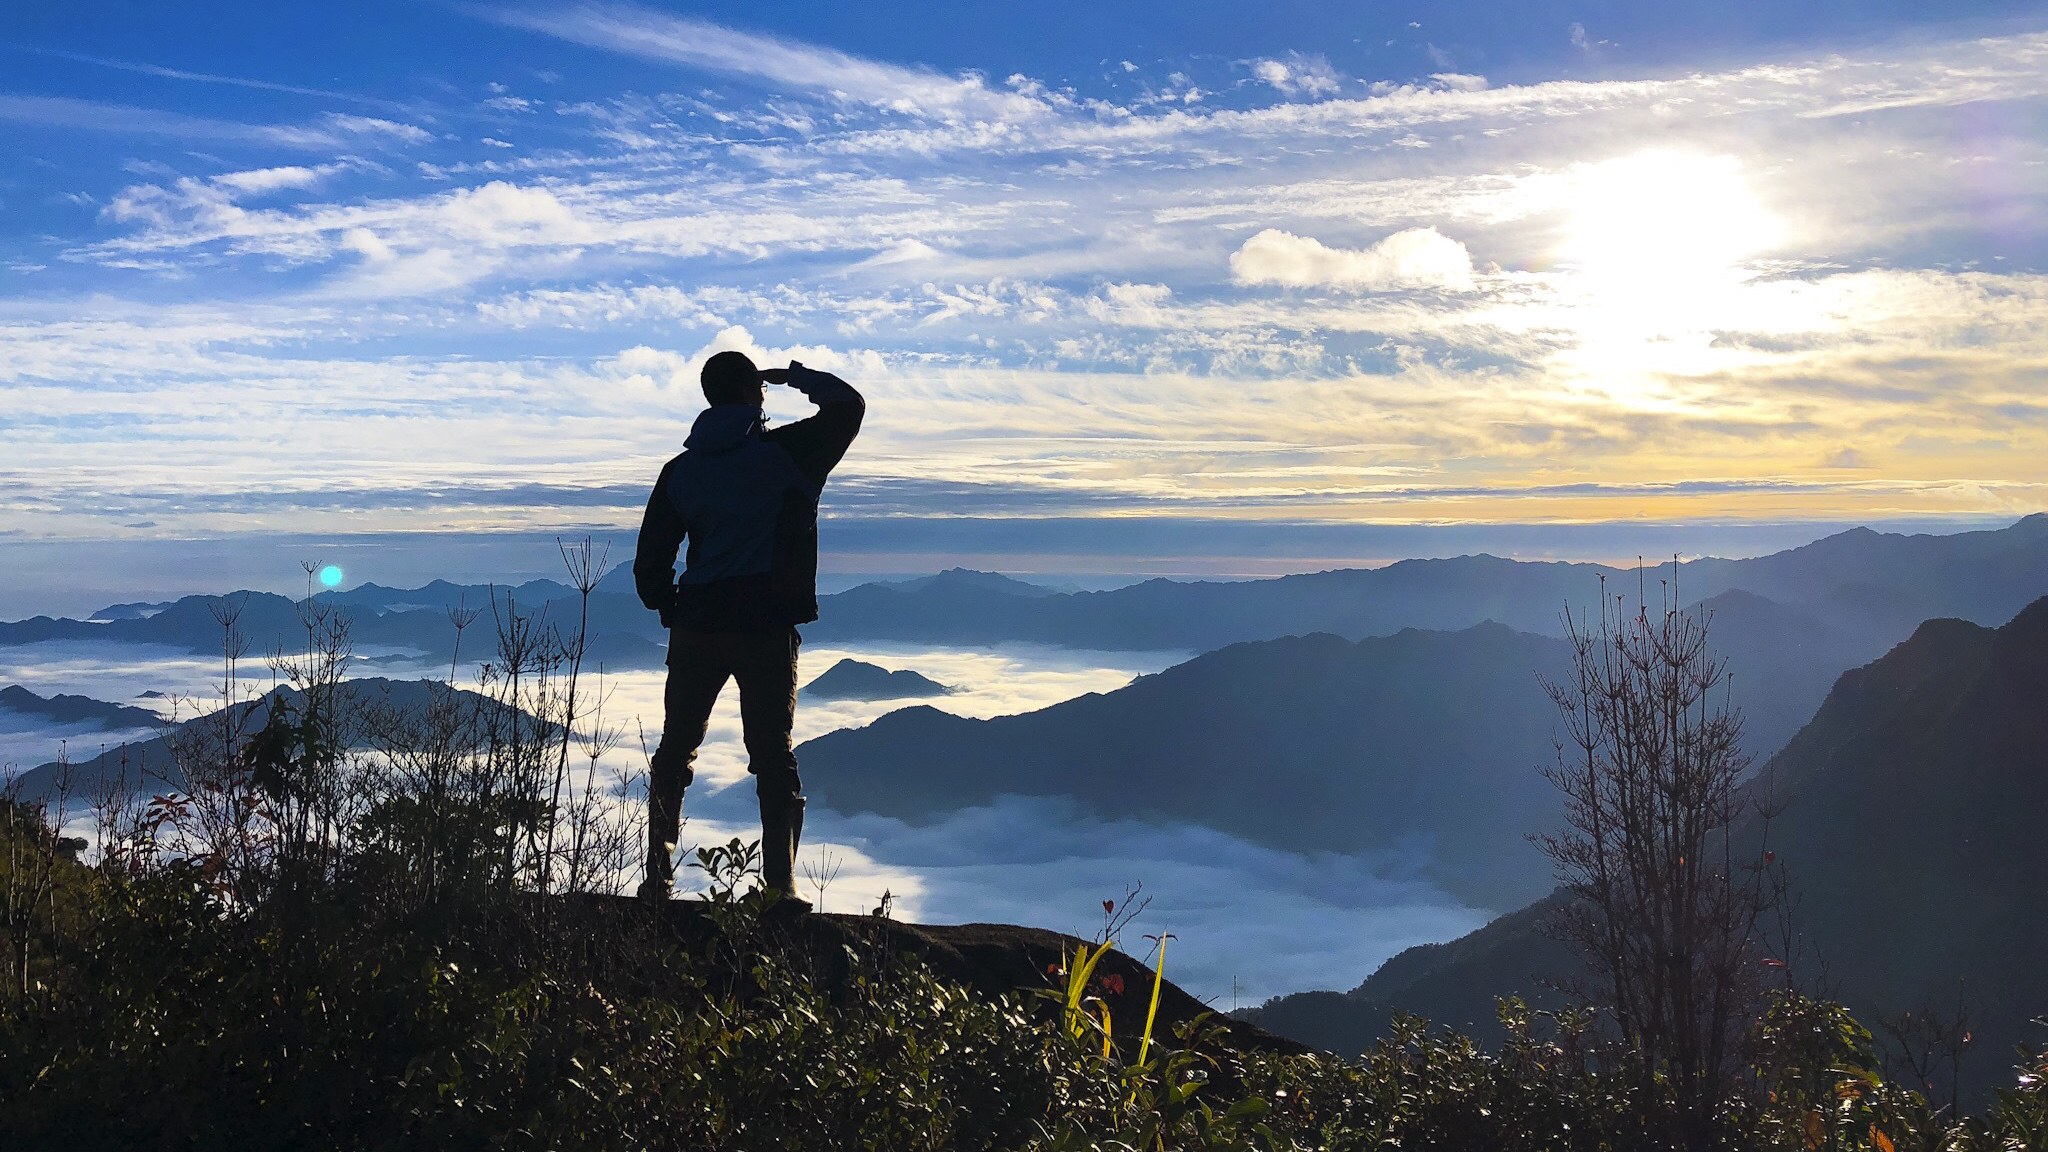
xmin=632 ymin=365 xmax=864 ymax=632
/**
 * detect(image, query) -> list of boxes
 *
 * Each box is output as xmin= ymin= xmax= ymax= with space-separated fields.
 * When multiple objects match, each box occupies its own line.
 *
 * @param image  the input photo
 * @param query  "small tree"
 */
xmin=1535 ymin=570 xmax=1782 ymax=1148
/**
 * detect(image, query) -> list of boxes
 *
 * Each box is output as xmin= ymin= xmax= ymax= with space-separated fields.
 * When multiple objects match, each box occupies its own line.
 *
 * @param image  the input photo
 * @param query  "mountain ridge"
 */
xmin=802 ymin=658 xmax=954 ymax=700
xmin=1239 ymin=593 xmax=2048 ymax=1102
xmin=3 ymin=518 xmax=2044 ymax=677
xmin=0 ymin=685 xmax=161 ymax=732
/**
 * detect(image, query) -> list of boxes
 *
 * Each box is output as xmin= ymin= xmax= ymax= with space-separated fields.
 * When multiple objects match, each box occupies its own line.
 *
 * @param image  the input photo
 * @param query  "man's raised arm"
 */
xmin=766 ymin=362 xmax=865 ymax=488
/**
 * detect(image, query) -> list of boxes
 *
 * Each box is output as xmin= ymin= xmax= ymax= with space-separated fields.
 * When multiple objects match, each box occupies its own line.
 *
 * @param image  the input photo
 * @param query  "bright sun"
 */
xmin=1558 ymin=151 xmax=1781 ymax=285
xmin=1546 ymin=151 xmax=1787 ymax=381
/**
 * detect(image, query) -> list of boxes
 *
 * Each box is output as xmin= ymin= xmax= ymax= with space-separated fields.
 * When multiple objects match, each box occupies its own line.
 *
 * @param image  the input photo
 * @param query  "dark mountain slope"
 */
xmin=0 ymin=685 xmax=160 ymax=731
xmin=802 ymin=659 xmax=953 ymax=700
xmin=1243 ymin=595 xmax=2048 ymax=1097
xmin=1753 ymin=601 xmax=2048 ymax=1056
xmin=798 ymin=589 xmax=1889 ymax=911
xmin=801 ymin=623 xmax=1580 ymax=910
xmin=1244 ymin=896 xmax=1575 ymax=1052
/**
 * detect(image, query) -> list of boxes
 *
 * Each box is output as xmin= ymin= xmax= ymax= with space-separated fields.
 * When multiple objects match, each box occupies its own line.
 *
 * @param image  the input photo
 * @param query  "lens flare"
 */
xmin=318 ymin=564 xmax=344 ymax=588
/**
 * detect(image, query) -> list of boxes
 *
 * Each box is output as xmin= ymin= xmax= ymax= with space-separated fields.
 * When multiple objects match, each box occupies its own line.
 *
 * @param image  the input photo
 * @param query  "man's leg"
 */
xmin=735 ymin=626 xmax=804 ymax=902
xmin=642 ymin=630 xmax=730 ymax=899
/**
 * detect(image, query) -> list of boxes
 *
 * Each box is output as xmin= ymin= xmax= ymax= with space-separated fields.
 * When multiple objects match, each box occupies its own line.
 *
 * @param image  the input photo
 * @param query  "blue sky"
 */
xmin=2 ymin=0 xmax=2046 ymax=603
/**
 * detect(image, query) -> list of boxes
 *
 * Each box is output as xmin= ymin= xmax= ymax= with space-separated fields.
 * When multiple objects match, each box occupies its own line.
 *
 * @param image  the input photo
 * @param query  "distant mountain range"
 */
xmin=795 ymin=578 xmax=1904 ymax=911
xmin=804 ymin=516 xmax=2048 ymax=652
xmin=11 ymin=518 xmax=2038 ymax=913
xmin=798 ymin=622 xmax=1570 ymax=909
xmin=1240 ymin=595 xmax=2048 ymax=1101
xmin=3 ymin=517 xmax=2043 ymax=676
xmin=0 ymin=685 xmax=160 ymax=731
xmin=801 ymin=659 xmax=954 ymax=701
xmin=0 ymin=581 xmax=665 ymax=671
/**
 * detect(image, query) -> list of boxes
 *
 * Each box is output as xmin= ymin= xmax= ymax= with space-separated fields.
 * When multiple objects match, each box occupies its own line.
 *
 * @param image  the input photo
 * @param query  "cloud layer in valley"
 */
xmin=1 ymin=631 xmax=1477 ymax=1004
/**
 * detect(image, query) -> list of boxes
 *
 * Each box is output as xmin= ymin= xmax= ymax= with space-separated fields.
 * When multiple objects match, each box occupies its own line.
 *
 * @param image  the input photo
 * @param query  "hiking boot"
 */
xmin=760 ymin=794 xmax=806 ymax=897
xmin=639 ymin=833 xmax=676 ymax=901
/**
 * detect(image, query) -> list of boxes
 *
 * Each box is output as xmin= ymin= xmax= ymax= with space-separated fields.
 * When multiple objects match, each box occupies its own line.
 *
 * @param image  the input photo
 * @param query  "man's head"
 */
xmin=701 ymin=350 xmax=763 ymax=406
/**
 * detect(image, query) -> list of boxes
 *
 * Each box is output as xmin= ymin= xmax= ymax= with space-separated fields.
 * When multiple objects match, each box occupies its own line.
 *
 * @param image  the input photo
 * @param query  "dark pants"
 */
xmin=648 ymin=628 xmax=803 ymax=850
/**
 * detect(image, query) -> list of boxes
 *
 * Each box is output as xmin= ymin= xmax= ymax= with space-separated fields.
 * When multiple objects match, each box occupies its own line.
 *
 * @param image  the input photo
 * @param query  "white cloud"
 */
xmin=1249 ymin=52 xmax=1344 ymax=98
xmin=90 ymin=176 xmax=599 ymax=296
xmin=806 ymin=797 xmax=1487 ymax=1002
xmin=482 ymin=1 xmax=1054 ymax=124
xmin=208 ymin=165 xmax=331 ymax=196
xmin=1230 ymin=227 xmax=1478 ymax=292
xmin=1428 ymin=72 xmax=1489 ymax=93
xmin=609 ymin=343 xmax=694 ymax=392
xmin=435 ymin=180 xmax=587 ymax=240
xmin=307 ymin=112 xmax=433 ymax=145
xmin=0 ymin=94 xmax=430 ymax=150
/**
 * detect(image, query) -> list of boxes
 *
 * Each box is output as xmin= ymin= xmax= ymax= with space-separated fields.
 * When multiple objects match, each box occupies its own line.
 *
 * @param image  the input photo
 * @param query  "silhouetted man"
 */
xmin=632 ymin=350 xmax=864 ymax=904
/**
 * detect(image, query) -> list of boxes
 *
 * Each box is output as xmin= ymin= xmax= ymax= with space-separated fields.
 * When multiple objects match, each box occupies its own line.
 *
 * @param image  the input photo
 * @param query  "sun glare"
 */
xmin=1542 ymin=151 xmax=1789 ymax=383
xmin=1558 ymin=151 xmax=1781 ymax=285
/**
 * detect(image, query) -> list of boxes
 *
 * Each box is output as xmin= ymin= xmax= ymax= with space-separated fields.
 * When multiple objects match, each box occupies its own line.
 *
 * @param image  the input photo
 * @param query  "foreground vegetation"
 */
xmin=3 ymin=566 xmax=2045 ymax=1149
xmin=4 ymin=799 xmax=2045 ymax=1151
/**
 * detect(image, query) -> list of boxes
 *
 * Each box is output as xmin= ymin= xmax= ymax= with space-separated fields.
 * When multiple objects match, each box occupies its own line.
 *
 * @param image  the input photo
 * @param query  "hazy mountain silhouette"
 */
xmin=0 ymin=685 xmax=160 ymax=731
xmin=795 ymin=585 xmax=1904 ymax=911
xmin=1240 ymin=595 xmax=2048 ymax=1099
xmin=7 ymin=678 xmax=539 ymax=806
xmin=867 ymin=568 xmax=1063 ymax=598
xmin=801 ymin=659 xmax=954 ymax=700
xmin=86 ymin=601 xmax=170 ymax=622
xmin=0 ymin=585 xmax=661 ymax=671
xmin=801 ymin=622 xmax=1571 ymax=909
xmin=4 ymin=518 xmax=2043 ymax=679
xmin=320 ymin=577 xmax=577 ymax=615
xmin=804 ymin=516 xmax=2048 ymax=651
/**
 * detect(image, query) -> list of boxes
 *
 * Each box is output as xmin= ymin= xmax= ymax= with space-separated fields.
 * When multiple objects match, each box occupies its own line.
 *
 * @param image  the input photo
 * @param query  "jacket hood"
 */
xmin=685 ymin=404 xmax=764 ymax=454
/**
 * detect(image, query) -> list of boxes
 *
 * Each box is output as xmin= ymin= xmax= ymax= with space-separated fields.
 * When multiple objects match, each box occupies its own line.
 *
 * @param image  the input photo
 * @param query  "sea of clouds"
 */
xmin=0 ymin=633 xmax=1488 ymax=1006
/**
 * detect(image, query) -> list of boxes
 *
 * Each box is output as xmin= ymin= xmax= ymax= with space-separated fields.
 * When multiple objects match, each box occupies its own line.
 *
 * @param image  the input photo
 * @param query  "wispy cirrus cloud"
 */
xmin=0 ymin=93 xmax=428 ymax=149
xmin=12 ymin=45 xmax=417 ymax=112
xmin=477 ymin=1 xmax=1056 ymax=123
